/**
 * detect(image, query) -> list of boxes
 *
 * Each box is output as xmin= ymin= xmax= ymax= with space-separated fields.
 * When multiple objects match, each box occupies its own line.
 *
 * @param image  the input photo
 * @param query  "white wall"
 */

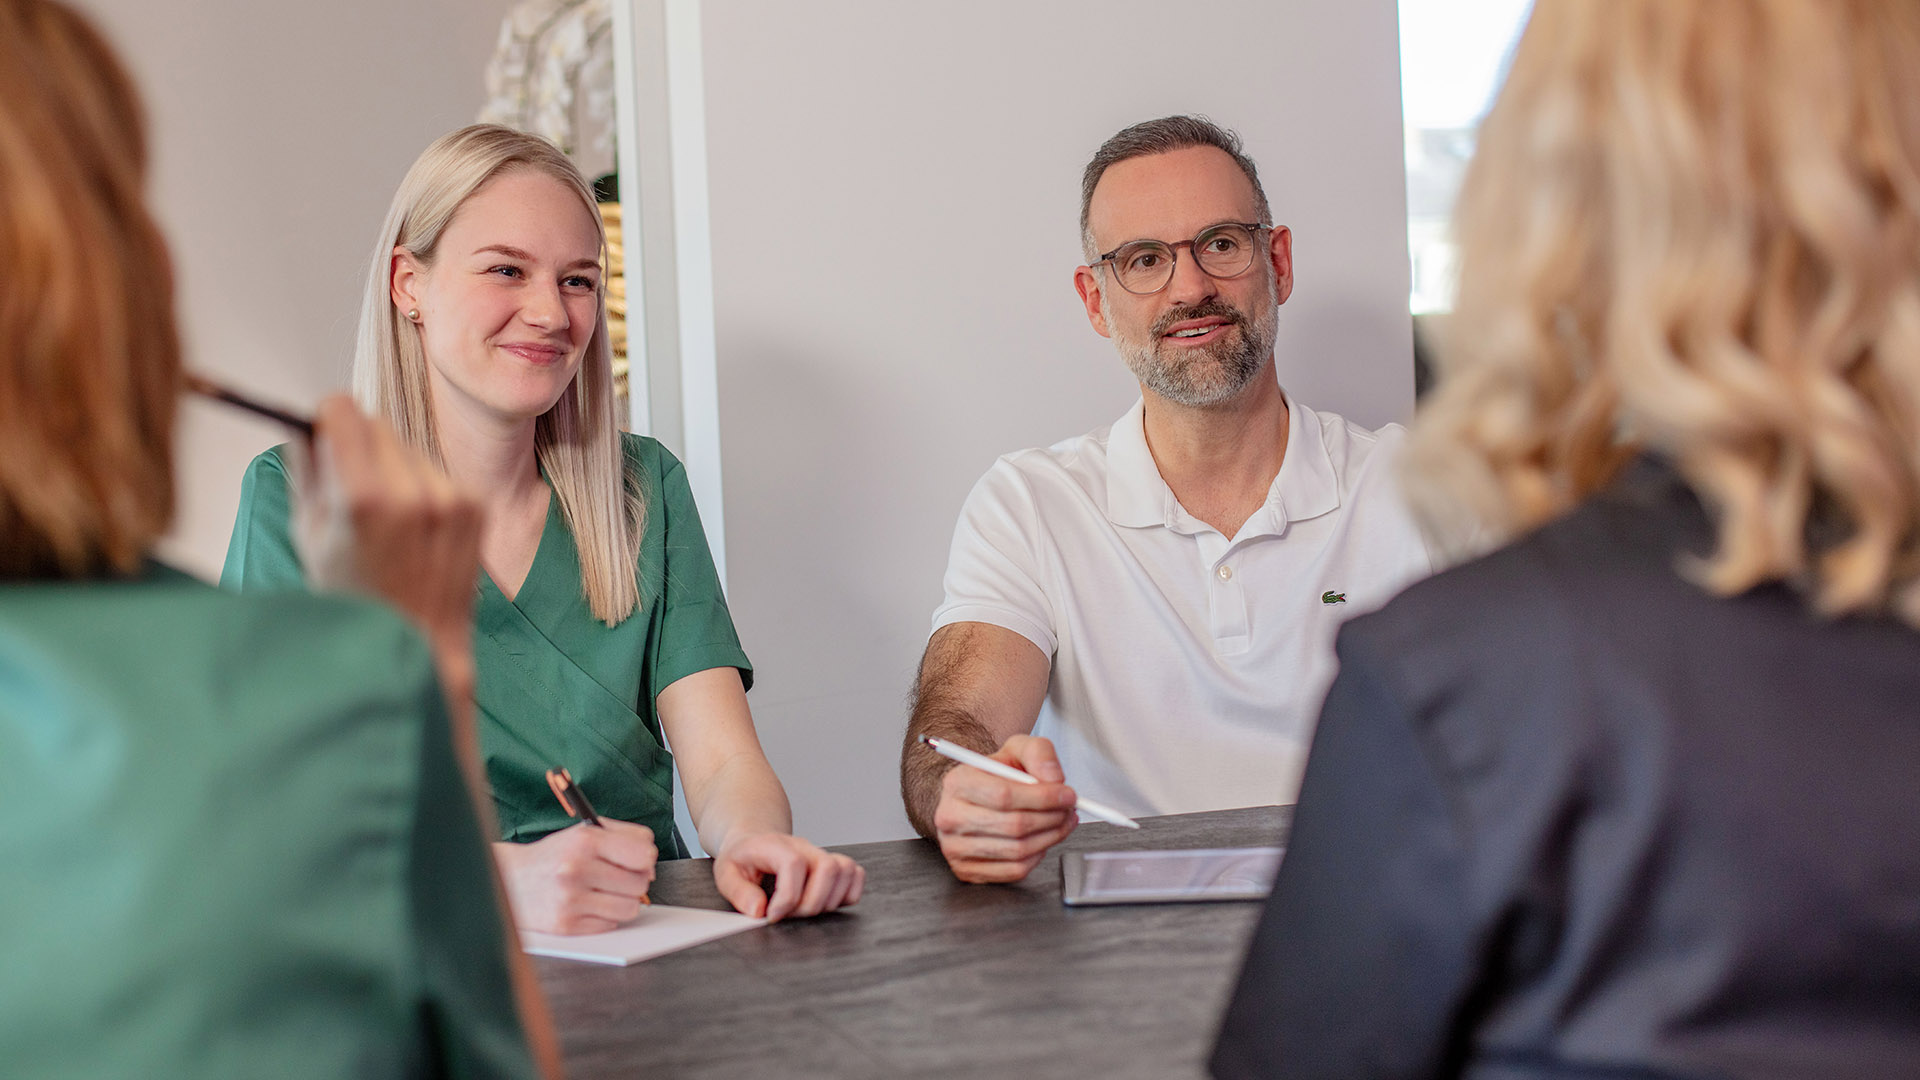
xmin=76 ymin=0 xmax=1409 ymax=849
xmin=702 ymin=1 xmax=1413 ymax=844
xmin=74 ymin=0 xmax=516 ymax=579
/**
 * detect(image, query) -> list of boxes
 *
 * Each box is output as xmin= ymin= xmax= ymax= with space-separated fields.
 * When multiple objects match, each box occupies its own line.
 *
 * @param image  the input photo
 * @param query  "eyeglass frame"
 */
xmin=1089 ymin=221 xmax=1275 ymax=295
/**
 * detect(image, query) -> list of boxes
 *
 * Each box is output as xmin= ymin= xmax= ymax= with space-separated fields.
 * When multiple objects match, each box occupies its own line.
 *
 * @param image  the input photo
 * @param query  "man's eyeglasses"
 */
xmin=1091 ymin=222 xmax=1271 ymax=295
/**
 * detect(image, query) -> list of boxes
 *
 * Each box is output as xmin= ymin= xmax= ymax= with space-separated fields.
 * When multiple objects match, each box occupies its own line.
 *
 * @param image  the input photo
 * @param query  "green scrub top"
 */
xmin=0 ymin=565 xmax=535 ymax=1080
xmin=222 ymin=433 xmax=752 ymax=856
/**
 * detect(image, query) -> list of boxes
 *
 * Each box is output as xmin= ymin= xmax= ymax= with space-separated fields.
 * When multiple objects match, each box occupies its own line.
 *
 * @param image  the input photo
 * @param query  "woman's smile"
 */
xmin=498 ymin=340 xmax=568 ymax=366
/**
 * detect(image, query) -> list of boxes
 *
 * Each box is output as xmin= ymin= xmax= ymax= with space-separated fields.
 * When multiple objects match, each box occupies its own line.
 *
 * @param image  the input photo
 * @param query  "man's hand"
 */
xmin=901 ymin=621 xmax=1053 ymax=875
xmin=712 ymin=832 xmax=865 ymax=922
xmin=931 ymin=734 xmax=1078 ymax=883
xmin=493 ymin=822 xmax=659 ymax=935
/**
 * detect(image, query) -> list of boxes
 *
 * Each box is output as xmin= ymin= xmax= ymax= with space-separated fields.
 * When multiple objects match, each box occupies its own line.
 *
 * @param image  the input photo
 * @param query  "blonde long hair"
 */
xmin=355 ymin=124 xmax=642 ymax=625
xmin=0 ymin=0 xmax=178 ymax=578
xmin=1409 ymin=0 xmax=1920 ymax=627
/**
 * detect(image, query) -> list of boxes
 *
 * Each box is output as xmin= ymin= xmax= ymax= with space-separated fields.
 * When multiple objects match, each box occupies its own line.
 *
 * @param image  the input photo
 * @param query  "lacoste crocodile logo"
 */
xmin=1321 ymin=591 xmax=1347 ymax=605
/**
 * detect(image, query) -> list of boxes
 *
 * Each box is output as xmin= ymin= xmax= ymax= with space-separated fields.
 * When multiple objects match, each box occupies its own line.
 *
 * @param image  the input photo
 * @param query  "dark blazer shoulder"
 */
xmin=1329 ymin=478 xmax=1701 ymax=832
xmin=1337 ymin=516 xmax=1589 ymax=702
xmin=1346 ymin=465 xmax=1700 ymax=668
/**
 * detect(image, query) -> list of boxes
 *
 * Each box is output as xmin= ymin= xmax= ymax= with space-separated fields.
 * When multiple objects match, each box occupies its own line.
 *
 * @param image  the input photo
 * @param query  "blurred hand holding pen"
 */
xmin=189 ymin=373 xmax=490 ymax=804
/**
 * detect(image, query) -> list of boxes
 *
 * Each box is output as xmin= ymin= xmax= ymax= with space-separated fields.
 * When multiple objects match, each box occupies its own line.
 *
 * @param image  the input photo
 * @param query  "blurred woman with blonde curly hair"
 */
xmin=1215 ymin=2 xmax=1920 ymax=1077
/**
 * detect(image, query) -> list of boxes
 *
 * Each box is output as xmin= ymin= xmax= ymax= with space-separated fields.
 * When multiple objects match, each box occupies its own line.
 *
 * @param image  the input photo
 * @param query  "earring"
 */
xmin=405 ymin=308 xmax=420 ymax=323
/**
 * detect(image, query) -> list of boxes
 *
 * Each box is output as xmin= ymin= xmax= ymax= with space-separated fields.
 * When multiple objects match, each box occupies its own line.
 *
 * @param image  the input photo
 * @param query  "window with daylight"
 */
xmin=1400 ymin=0 xmax=1535 ymax=316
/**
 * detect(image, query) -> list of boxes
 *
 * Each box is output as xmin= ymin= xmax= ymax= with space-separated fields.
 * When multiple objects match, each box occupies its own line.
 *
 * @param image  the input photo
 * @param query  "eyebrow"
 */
xmin=473 ymin=244 xmax=602 ymax=272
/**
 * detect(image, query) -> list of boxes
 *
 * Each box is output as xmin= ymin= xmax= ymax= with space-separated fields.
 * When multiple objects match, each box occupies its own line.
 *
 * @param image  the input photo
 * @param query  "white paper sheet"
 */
xmin=520 ymin=904 xmax=767 ymax=966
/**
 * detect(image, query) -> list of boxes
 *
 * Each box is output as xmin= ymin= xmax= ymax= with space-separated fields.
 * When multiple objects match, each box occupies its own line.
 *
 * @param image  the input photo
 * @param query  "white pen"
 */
xmin=919 ymin=735 xmax=1142 ymax=829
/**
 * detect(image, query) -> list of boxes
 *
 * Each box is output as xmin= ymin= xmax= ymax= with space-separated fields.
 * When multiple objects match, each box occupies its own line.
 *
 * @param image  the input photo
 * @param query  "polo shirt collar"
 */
xmin=1105 ymin=398 xmax=1171 ymax=528
xmin=1103 ymin=392 xmax=1341 ymax=532
xmin=1272 ymin=393 xmax=1340 ymax=527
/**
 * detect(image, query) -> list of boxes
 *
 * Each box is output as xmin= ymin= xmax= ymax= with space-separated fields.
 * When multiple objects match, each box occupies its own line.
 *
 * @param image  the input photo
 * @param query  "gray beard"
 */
xmin=1108 ymin=289 xmax=1279 ymax=408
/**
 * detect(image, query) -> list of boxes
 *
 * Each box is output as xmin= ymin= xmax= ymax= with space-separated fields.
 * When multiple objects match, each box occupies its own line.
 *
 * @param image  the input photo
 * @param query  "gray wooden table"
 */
xmin=535 ymin=804 xmax=1290 ymax=1080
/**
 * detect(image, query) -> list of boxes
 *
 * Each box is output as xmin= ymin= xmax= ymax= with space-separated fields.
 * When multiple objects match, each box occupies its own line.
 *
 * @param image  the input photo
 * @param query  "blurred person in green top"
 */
xmin=223 ymin=124 xmax=865 ymax=933
xmin=0 ymin=2 xmax=558 ymax=1077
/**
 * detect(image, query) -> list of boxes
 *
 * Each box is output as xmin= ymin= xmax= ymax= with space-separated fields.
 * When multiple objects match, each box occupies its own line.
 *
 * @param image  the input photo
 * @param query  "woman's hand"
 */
xmin=292 ymin=396 xmax=489 ymax=801
xmin=294 ymin=397 xmax=481 ymax=657
xmin=653 ymin=669 xmax=861 ymax=920
xmin=712 ymin=832 xmax=865 ymax=922
xmin=493 ymin=822 xmax=659 ymax=935
xmin=292 ymin=395 xmax=482 ymax=720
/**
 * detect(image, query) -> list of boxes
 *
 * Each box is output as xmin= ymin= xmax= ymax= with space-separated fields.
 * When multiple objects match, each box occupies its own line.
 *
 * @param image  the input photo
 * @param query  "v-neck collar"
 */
xmin=479 ymin=486 xmax=567 ymax=619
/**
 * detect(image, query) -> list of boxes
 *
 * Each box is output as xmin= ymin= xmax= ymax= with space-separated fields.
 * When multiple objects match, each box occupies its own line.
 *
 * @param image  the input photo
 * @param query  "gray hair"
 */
xmin=1079 ymin=115 xmax=1272 ymax=260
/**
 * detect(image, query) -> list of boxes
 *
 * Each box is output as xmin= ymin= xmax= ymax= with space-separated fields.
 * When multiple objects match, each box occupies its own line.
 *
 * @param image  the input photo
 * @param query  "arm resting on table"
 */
xmin=902 ymin=622 xmax=1076 ymax=884
xmin=660 ymin=667 xmax=864 ymax=921
xmin=900 ymin=621 xmax=1051 ymax=838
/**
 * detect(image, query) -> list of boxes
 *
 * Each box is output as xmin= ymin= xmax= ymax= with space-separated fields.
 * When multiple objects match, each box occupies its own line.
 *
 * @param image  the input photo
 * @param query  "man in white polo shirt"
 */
xmin=900 ymin=115 xmax=1435 ymax=883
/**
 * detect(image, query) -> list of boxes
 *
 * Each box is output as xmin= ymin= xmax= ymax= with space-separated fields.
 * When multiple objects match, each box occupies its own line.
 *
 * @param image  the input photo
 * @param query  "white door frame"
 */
xmin=610 ymin=0 xmax=727 ymax=585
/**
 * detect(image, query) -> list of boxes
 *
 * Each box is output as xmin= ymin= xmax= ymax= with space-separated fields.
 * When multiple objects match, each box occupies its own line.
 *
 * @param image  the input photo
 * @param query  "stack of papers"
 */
xmin=520 ymin=904 xmax=767 ymax=966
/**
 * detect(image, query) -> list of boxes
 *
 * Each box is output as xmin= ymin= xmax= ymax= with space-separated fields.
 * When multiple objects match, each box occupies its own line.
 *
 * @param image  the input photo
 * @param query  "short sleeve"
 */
xmin=220 ymin=447 xmax=307 ymax=592
xmin=407 ymin=676 xmax=540 ymax=1080
xmin=648 ymin=451 xmax=754 ymax=699
xmin=929 ymin=458 xmax=1057 ymax=656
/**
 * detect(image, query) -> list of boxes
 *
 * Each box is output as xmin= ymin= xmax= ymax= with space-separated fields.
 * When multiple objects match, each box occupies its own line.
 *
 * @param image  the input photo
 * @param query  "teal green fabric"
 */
xmin=223 ymin=434 xmax=751 ymax=854
xmin=0 ymin=565 xmax=536 ymax=1080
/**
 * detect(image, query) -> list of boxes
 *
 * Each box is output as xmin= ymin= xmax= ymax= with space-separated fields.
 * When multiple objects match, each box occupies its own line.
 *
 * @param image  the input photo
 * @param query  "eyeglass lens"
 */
xmin=1110 ymin=223 xmax=1259 ymax=294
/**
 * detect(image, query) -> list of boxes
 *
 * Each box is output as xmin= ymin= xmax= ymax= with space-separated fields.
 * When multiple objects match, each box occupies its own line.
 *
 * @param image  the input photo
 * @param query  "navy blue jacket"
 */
xmin=1212 ymin=462 xmax=1920 ymax=1079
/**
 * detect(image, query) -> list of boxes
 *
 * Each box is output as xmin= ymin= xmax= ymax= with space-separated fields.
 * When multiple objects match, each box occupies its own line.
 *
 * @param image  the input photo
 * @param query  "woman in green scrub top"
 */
xmin=225 ymin=125 xmax=865 ymax=933
xmin=0 ymin=4 xmax=555 ymax=1077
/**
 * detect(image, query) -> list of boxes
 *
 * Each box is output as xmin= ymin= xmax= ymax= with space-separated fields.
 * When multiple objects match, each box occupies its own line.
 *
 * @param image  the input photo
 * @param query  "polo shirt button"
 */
xmin=1217 ymin=565 xmax=1233 ymax=581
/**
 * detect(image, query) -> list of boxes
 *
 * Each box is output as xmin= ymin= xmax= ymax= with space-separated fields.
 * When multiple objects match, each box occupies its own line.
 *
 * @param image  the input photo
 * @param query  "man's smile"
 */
xmin=1153 ymin=308 xmax=1242 ymax=348
xmin=1162 ymin=319 xmax=1231 ymax=344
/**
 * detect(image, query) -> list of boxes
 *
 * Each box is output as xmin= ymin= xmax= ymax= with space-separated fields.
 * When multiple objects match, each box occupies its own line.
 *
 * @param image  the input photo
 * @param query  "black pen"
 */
xmin=184 ymin=372 xmax=315 ymax=440
xmin=545 ymin=766 xmax=603 ymax=826
xmin=545 ymin=767 xmax=648 ymax=904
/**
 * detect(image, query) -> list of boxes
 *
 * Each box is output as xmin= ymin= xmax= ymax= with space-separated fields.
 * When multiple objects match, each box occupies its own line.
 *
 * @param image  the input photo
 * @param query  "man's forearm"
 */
xmin=901 ymin=622 xmax=1054 ymax=838
xmin=901 ymin=705 xmax=998 ymax=839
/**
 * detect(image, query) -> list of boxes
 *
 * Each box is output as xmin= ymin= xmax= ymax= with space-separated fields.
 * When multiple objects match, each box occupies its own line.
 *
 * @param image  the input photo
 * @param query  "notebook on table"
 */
xmin=520 ymin=904 xmax=767 ymax=966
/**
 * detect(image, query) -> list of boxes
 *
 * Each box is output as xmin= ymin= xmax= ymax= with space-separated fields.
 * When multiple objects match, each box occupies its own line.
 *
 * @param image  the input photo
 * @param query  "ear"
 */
xmin=1267 ymin=225 xmax=1294 ymax=306
xmin=390 ymin=247 xmax=428 ymax=319
xmin=1073 ymin=264 xmax=1112 ymax=339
